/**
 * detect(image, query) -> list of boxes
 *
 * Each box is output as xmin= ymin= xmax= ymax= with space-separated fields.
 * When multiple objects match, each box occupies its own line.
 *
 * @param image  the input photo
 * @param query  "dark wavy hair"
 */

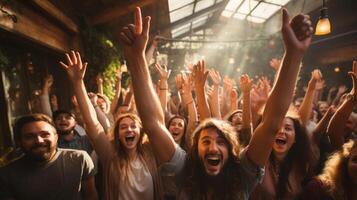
xmin=181 ymin=118 xmax=243 ymax=199
xmin=166 ymin=115 xmax=187 ymax=148
xmin=270 ymin=116 xmax=313 ymax=198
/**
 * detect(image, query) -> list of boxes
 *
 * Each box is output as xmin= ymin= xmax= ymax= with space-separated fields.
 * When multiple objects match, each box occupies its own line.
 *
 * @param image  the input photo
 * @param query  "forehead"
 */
xmin=55 ymin=113 xmax=73 ymax=119
xmin=283 ymin=118 xmax=294 ymax=126
xmin=171 ymin=118 xmax=184 ymax=124
xmin=199 ymin=127 xmax=222 ymax=139
xmin=119 ymin=117 xmax=136 ymax=125
xmin=21 ymin=121 xmax=56 ymax=135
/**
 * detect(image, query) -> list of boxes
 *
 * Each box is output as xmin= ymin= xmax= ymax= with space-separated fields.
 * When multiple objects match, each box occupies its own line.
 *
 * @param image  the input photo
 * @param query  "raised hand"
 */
xmin=239 ymin=74 xmax=252 ymax=93
xmin=155 ymin=63 xmax=171 ymax=80
xmin=311 ymin=69 xmax=322 ymax=81
xmin=88 ymin=92 xmax=98 ymax=106
xmin=119 ymin=7 xmax=150 ymax=61
xmin=59 ymin=51 xmax=87 ymax=82
xmin=96 ymin=73 xmax=103 ymax=84
xmin=44 ymin=74 xmax=53 ymax=89
xmin=209 ymin=69 xmax=221 ymax=86
xmin=281 ymin=8 xmax=313 ymax=55
xmin=269 ymin=58 xmax=281 ymax=71
xmin=348 ymin=61 xmax=357 ymax=98
xmin=175 ymin=73 xmax=183 ymax=90
xmin=192 ymin=60 xmax=209 ymax=88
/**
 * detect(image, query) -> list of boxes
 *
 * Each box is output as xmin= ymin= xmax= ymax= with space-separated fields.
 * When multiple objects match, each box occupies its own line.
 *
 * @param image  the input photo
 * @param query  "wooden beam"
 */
xmin=31 ymin=0 xmax=78 ymax=33
xmin=0 ymin=4 xmax=75 ymax=52
xmin=91 ymin=0 xmax=155 ymax=25
xmin=314 ymin=43 xmax=357 ymax=65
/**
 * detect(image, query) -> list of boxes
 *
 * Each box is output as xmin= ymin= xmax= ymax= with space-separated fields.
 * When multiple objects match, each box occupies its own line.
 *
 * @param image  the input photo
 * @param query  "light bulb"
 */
xmin=315 ymin=18 xmax=331 ymax=35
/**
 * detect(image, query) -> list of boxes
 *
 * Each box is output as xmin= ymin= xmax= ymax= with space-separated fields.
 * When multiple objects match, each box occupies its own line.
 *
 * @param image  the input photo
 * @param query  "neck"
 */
xmin=62 ymin=130 xmax=75 ymax=141
xmin=273 ymin=151 xmax=287 ymax=162
xmin=127 ymin=148 xmax=138 ymax=160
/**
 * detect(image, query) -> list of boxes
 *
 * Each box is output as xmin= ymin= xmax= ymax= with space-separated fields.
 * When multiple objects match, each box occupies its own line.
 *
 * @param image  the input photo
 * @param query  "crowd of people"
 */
xmin=0 ymin=7 xmax=356 ymax=200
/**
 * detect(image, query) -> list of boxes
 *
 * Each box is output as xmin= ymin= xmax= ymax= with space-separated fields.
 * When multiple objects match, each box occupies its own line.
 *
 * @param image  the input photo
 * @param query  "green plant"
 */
xmin=79 ymin=20 xmax=122 ymax=100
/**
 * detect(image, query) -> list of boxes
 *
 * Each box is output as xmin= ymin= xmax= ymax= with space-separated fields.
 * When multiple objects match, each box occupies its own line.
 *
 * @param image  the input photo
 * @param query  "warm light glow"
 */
xmin=334 ymin=67 xmax=340 ymax=72
xmin=229 ymin=58 xmax=235 ymax=64
xmin=315 ymin=18 xmax=331 ymax=35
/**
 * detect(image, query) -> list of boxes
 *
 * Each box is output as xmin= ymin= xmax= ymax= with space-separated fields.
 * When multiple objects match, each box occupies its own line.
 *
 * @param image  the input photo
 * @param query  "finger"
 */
xmin=142 ymin=16 xmax=151 ymax=37
xmin=76 ymin=52 xmax=82 ymax=68
xmin=71 ymin=50 xmax=77 ymax=65
xmin=59 ymin=61 xmax=69 ymax=69
xmin=353 ymin=61 xmax=357 ymax=73
xmin=65 ymin=53 xmax=73 ymax=66
xmin=122 ymin=27 xmax=135 ymax=41
xmin=82 ymin=62 xmax=88 ymax=76
xmin=154 ymin=63 xmax=161 ymax=72
xmin=282 ymin=8 xmax=290 ymax=26
xmin=134 ymin=7 xmax=142 ymax=34
xmin=127 ymin=24 xmax=136 ymax=36
xmin=119 ymin=32 xmax=133 ymax=45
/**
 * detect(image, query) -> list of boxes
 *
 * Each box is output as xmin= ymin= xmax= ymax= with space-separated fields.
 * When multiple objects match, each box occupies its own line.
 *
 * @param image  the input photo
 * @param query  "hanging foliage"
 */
xmin=79 ymin=19 xmax=122 ymax=100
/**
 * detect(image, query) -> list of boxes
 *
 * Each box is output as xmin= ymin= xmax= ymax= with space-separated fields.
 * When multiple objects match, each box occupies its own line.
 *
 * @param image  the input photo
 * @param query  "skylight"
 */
xmin=168 ymin=0 xmax=194 ymax=11
xmin=195 ymin=0 xmax=215 ymax=12
xmin=170 ymin=4 xmax=194 ymax=22
xmin=221 ymin=0 xmax=292 ymax=24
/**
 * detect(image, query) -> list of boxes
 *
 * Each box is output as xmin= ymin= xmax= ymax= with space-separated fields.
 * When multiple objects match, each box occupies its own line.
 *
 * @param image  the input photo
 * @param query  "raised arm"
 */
xmin=59 ymin=51 xmax=113 ymax=164
xmin=181 ymin=73 xmax=198 ymax=149
xmin=109 ymin=69 xmax=122 ymax=115
xmin=88 ymin=92 xmax=111 ymax=133
xmin=96 ymin=73 xmax=104 ymax=95
xmin=39 ymin=74 xmax=54 ymax=117
xmin=208 ymin=69 xmax=222 ymax=119
xmin=193 ymin=60 xmax=211 ymax=121
xmin=247 ymin=9 xmax=313 ymax=167
xmin=298 ymin=69 xmax=322 ymax=125
xmin=327 ymin=61 xmax=357 ymax=150
xmin=155 ymin=63 xmax=171 ymax=113
xmin=119 ymin=7 xmax=176 ymax=163
xmin=239 ymin=74 xmax=252 ymax=129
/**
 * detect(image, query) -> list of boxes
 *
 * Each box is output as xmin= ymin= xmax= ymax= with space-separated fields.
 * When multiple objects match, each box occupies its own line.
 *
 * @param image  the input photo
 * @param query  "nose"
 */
xmin=208 ymin=141 xmax=219 ymax=153
xmin=35 ymin=135 xmax=45 ymax=143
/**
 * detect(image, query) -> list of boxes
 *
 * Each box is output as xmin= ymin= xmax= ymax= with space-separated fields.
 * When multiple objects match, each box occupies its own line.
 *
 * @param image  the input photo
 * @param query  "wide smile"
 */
xmin=204 ymin=154 xmax=222 ymax=174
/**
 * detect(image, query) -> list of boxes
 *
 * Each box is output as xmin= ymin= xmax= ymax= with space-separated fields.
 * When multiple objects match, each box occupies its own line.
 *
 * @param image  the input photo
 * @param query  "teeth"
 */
xmin=207 ymin=155 xmax=220 ymax=160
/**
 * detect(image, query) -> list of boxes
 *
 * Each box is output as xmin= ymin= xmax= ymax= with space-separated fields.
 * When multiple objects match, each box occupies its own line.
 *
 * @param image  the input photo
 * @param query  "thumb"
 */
xmin=142 ymin=16 xmax=151 ymax=37
xmin=282 ymin=8 xmax=290 ymax=26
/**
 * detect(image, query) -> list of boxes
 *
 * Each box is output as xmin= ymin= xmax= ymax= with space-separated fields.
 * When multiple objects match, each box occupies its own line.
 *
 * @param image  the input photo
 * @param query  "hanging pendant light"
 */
xmin=315 ymin=0 xmax=331 ymax=35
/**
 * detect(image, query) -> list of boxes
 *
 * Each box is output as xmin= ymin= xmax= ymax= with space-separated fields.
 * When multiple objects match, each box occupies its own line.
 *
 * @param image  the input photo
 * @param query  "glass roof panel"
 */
xmin=192 ymin=15 xmax=208 ymax=29
xmin=237 ymin=0 xmax=259 ymax=14
xmin=233 ymin=13 xmax=246 ymax=20
xmin=170 ymin=4 xmax=194 ymax=22
xmin=246 ymin=16 xmax=265 ymax=23
xmin=168 ymin=0 xmax=194 ymax=11
xmin=195 ymin=0 xmax=215 ymax=12
xmin=251 ymin=2 xmax=280 ymax=19
xmin=172 ymin=23 xmax=191 ymax=34
xmin=225 ymin=0 xmax=244 ymax=12
xmin=221 ymin=10 xmax=234 ymax=18
xmin=264 ymin=0 xmax=290 ymax=6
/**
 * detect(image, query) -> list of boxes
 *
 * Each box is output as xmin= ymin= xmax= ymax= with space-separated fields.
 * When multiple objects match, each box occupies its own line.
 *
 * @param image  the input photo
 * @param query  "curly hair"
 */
xmin=318 ymin=139 xmax=357 ymax=199
xmin=181 ymin=118 xmax=243 ymax=199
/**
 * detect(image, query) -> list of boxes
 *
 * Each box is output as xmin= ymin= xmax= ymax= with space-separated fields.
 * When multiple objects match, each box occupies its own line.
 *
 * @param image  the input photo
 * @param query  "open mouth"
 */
xmin=275 ymin=138 xmax=287 ymax=145
xmin=125 ymin=135 xmax=135 ymax=142
xmin=206 ymin=155 xmax=221 ymax=166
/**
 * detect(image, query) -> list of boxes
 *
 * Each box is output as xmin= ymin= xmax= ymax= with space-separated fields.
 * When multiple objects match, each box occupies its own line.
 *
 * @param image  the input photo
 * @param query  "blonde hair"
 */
xmin=110 ymin=113 xmax=147 ymax=181
xmin=318 ymin=139 xmax=357 ymax=199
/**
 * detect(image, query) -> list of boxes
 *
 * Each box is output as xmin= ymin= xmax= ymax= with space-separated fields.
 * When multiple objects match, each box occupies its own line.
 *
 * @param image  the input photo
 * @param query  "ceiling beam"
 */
xmin=31 ymin=0 xmax=78 ymax=33
xmin=162 ymin=1 xmax=225 ymax=33
xmin=90 ymin=0 xmax=155 ymax=25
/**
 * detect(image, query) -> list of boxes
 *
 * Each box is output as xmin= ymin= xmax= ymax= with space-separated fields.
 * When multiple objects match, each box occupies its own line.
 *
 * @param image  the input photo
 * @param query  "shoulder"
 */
xmin=57 ymin=148 xmax=92 ymax=162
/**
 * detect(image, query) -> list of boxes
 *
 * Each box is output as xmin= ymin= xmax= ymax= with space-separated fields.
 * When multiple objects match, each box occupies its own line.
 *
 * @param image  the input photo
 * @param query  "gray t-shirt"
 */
xmin=160 ymin=146 xmax=264 ymax=200
xmin=0 ymin=148 xmax=95 ymax=200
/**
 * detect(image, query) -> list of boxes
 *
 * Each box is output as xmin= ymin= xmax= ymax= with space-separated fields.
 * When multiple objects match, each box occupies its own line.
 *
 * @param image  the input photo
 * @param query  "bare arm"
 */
xmin=247 ymin=9 xmax=313 ymax=167
xmin=239 ymin=74 xmax=252 ymax=129
xmin=39 ymin=74 xmax=53 ymax=117
xmin=181 ymin=73 xmax=198 ymax=149
xmin=60 ymin=51 xmax=114 ymax=164
xmin=110 ymin=70 xmax=122 ymax=115
xmin=155 ymin=63 xmax=170 ymax=113
xmin=96 ymin=74 xmax=104 ymax=95
xmin=81 ymin=177 xmax=98 ymax=200
xmin=193 ymin=61 xmax=211 ymax=121
xmin=119 ymin=8 xmax=176 ymax=164
xmin=327 ymin=62 xmax=357 ymax=150
xmin=208 ymin=69 xmax=222 ymax=119
xmin=88 ymin=93 xmax=111 ymax=133
xmin=298 ymin=70 xmax=322 ymax=125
